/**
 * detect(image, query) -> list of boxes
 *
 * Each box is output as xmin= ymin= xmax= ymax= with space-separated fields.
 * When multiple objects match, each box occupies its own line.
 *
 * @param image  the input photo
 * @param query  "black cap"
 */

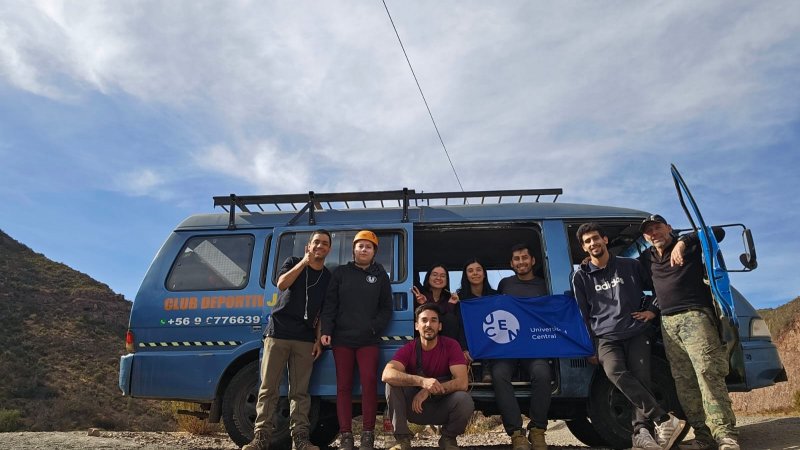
xmin=639 ymin=214 xmax=668 ymax=233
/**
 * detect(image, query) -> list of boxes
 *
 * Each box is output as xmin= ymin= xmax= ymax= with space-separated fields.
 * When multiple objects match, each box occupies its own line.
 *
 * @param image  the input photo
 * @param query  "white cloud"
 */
xmin=115 ymin=167 xmax=165 ymax=197
xmin=193 ymin=141 xmax=314 ymax=194
xmin=2 ymin=2 xmax=797 ymax=186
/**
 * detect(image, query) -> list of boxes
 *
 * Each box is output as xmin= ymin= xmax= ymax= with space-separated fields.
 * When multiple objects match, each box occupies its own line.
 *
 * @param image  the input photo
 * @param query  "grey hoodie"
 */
xmin=572 ymin=255 xmax=657 ymax=341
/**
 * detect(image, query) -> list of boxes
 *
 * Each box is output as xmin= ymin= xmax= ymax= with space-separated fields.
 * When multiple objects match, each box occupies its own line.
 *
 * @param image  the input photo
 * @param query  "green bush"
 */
xmin=0 ymin=409 xmax=21 ymax=432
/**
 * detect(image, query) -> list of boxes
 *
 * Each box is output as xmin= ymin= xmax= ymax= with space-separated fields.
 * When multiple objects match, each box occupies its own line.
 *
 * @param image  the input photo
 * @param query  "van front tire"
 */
xmin=587 ymin=356 xmax=683 ymax=449
xmin=221 ymin=360 xmax=333 ymax=450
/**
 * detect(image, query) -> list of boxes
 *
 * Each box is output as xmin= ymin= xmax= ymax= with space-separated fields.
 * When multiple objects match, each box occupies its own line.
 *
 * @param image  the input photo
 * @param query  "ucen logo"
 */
xmin=482 ymin=310 xmax=520 ymax=344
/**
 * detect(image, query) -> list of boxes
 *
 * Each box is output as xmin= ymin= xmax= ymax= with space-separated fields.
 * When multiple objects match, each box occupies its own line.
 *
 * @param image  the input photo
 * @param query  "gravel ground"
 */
xmin=1 ymin=415 xmax=798 ymax=449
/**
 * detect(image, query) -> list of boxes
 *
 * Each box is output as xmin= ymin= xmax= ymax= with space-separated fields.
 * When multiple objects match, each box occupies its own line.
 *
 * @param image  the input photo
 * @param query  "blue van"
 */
xmin=119 ymin=182 xmax=786 ymax=449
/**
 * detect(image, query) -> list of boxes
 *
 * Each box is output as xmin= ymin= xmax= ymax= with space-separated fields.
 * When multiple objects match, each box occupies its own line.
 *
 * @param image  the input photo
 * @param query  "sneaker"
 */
xmin=438 ymin=435 xmax=459 ymax=450
xmin=481 ymin=372 xmax=492 ymax=383
xmin=293 ymin=433 xmax=319 ymax=450
xmin=338 ymin=432 xmax=355 ymax=450
xmin=511 ymin=429 xmax=530 ymax=450
xmin=654 ymin=413 xmax=687 ymax=449
xmin=631 ymin=428 xmax=661 ymax=449
xmin=243 ymin=430 xmax=271 ymax=450
xmin=527 ymin=428 xmax=547 ymax=450
xmin=388 ymin=435 xmax=412 ymax=450
xmin=678 ymin=439 xmax=715 ymax=450
xmin=718 ymin=437 xmax=740 ymax=450
xmin=359 ymin=430 xmax=375 ymax=450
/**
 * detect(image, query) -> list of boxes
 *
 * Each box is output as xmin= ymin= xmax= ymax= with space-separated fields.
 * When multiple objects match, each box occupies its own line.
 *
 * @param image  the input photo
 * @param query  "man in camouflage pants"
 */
xmin=639 ymin=215 xmax=739 ymax=450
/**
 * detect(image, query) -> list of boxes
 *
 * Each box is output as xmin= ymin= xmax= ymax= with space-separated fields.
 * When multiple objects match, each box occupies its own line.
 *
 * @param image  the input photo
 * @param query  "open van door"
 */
xmin=670 ymin=164 xmax=755 ymax=382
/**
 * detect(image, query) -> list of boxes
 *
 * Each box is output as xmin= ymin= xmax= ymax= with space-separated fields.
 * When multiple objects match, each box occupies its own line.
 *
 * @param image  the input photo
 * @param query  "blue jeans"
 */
xmin=491 ymin=358 xmax=552 ymax=432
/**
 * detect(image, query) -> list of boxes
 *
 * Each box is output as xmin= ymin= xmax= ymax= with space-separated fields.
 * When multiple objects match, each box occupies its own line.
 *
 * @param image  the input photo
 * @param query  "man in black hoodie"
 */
xmin=572 ymin=223 xmax=686 ymax=450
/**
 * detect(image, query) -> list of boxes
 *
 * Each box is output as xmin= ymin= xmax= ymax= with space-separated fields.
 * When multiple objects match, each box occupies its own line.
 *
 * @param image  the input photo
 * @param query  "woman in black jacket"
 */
xmin=411 ymin=263 xmax=461 ymax=343
xmin=320 ymin=230 xmax=392 ymax=450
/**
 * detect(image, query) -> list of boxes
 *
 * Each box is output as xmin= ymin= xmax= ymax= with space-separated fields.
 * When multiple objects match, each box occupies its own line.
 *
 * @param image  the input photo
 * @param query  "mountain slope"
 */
xmin=730 ymin=296 xmax=800 ymax=413
xmin=0 ymin=229 xmax=172 ymax=431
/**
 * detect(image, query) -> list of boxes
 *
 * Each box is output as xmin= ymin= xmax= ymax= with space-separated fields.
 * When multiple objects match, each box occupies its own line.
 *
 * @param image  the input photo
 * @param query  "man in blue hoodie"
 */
xmin=572 ymin=223 xmax=686 ymax=450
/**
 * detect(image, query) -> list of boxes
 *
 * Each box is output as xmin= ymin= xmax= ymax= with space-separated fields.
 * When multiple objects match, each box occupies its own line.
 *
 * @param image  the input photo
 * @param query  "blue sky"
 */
xmin=1 ymin=1 xmax=798 ymax=309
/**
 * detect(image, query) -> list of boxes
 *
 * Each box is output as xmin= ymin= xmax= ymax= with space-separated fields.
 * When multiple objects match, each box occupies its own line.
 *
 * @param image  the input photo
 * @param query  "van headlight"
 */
xmin=750 ymin=318 xmax=772 ymax=339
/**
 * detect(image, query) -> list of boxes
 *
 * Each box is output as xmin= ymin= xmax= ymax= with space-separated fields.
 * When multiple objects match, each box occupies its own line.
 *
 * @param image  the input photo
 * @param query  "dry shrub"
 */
xmin=465 ymin=411 xmax=503 ymax=435
xmin=168 ymin=402 xmax=222 ymax=435
xmin=0 ymin=409 xmax=21 ymax=432
xmin=794 ymin=389 xmax=800 ymax=412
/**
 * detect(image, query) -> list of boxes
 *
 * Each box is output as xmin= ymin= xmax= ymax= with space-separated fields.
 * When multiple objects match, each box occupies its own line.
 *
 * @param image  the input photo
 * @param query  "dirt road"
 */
xmin=1 ymin=415 xmax=798 ymax=449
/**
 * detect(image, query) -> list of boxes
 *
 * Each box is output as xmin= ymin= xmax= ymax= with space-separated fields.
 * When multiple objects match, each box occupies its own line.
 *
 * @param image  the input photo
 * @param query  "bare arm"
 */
xmin=381 ymin=361 xmax=444 ymax=393
xmin=670 ymin=240 xmax=687 ymax=267
xmin=311 ymin=321 xmax=322 ymax=360
xmin=277 ymin=253 xmax=309 ymax=291
xmin=440 ymin=364 xmax=469 ymax=393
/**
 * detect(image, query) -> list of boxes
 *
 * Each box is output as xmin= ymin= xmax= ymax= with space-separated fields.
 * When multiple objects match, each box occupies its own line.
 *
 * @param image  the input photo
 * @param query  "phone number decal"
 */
xmin=160 ymin=315 xmax=261 ymax=326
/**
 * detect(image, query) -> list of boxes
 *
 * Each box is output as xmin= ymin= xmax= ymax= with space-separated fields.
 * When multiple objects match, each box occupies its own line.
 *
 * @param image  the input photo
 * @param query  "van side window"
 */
xmin=166 ymin=235 xmax=255 ymax=291
xmin=274 ymin=230 xmax=404 ymax=284
xmin=565 ymin=222 xmax=647 ymax=266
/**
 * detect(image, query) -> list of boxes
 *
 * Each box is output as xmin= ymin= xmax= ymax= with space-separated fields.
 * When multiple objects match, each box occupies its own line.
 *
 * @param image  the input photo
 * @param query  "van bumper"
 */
xmin=731 ymin=339 xmax=787 ymax=392
xmin=119 ymin=353 xmax=134 ymax=395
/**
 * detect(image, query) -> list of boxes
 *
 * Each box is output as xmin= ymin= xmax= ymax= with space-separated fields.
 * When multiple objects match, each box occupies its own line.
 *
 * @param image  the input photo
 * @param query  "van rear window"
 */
xmin=166 ymin=235 xmax=255 ymax=291
xmin=274 ymin=230 xmax=404 ymax=283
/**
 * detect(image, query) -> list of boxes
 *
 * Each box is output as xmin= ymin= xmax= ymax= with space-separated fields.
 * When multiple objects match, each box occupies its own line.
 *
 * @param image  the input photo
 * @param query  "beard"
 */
xmin=421 ymin=329 xmax=438 ymax=341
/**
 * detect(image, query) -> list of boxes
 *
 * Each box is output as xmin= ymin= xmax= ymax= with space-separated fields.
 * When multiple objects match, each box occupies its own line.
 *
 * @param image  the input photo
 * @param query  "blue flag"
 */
xmin=460 ymin=294 xmax=594 ymax=359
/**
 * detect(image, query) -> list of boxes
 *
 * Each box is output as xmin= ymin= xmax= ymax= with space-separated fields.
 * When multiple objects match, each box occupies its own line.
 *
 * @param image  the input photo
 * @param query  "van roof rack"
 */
xmin=213 ymin=187 xmax=562 ymax=229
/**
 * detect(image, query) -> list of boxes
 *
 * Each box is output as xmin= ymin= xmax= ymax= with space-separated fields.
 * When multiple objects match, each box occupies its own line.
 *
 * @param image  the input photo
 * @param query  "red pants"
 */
xmin=332 ymin=345 xmax=379 ymax=432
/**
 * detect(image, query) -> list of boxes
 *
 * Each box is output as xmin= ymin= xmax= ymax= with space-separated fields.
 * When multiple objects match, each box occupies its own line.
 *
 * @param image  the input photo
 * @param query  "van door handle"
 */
xmin=392 ymin=292 xmax=408 ymax=311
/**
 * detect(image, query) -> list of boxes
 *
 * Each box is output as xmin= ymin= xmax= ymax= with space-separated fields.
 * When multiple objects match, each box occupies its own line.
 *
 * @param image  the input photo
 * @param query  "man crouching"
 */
xmin=381 ymin=303 xmax=475 ymax=450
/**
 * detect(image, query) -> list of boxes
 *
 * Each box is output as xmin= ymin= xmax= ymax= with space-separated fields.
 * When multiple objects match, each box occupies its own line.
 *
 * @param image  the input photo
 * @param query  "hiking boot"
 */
xmin=293 ymin=433 xmax=319 ymax=450
xmin=678 ymin=439 xmax=715 ymax=450
xmin=631 ymin=428 xmax=661 ymax=449
xmin=243 ymin=430 xmax=270 ymax=450
xmin=359 ymin=430 xmax=375 ymax=450
xmin=338 ymin=432 xmax=355 ymax=450
xmin=654 ymin=413 xmax=687 ymax=449
xmin=388 ymin=435 xmax=412 ymax=450
xmin=438 ymin=435 xmax=459 ymax=450
xmin=527 ymin=427 xmax=547 ymax=450
xmin=718 ymin=437 xmax=740 ymax=450
xmin=510 ymin=429 xmax=530 ymax=450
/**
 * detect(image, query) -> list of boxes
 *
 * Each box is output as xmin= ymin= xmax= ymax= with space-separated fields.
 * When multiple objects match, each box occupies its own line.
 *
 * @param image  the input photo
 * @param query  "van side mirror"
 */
xmin=712 ymin=226 xmax=726 ymax=243
xmin=739 ymin=228 xmax=757 ymax=270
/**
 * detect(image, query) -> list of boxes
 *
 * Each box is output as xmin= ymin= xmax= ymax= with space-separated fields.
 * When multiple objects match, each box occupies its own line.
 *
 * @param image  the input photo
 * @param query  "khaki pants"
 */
xmin=253 ymin=337 xmax=315 ymax=437
xmin=662 ymin=309 xmax=737 ymax=442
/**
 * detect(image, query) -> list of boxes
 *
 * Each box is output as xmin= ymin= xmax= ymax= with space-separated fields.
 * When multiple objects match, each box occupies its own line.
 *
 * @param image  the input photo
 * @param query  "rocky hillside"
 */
xmin=0 ymin=229 xmax=172 ymax=431
xmin=730 ymin=296 xmax=800 ymax=413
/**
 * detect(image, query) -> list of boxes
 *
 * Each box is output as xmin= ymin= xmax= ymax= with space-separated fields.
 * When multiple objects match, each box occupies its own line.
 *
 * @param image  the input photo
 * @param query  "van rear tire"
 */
xmin=221 ymin=360 xmax=333 ymax=449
